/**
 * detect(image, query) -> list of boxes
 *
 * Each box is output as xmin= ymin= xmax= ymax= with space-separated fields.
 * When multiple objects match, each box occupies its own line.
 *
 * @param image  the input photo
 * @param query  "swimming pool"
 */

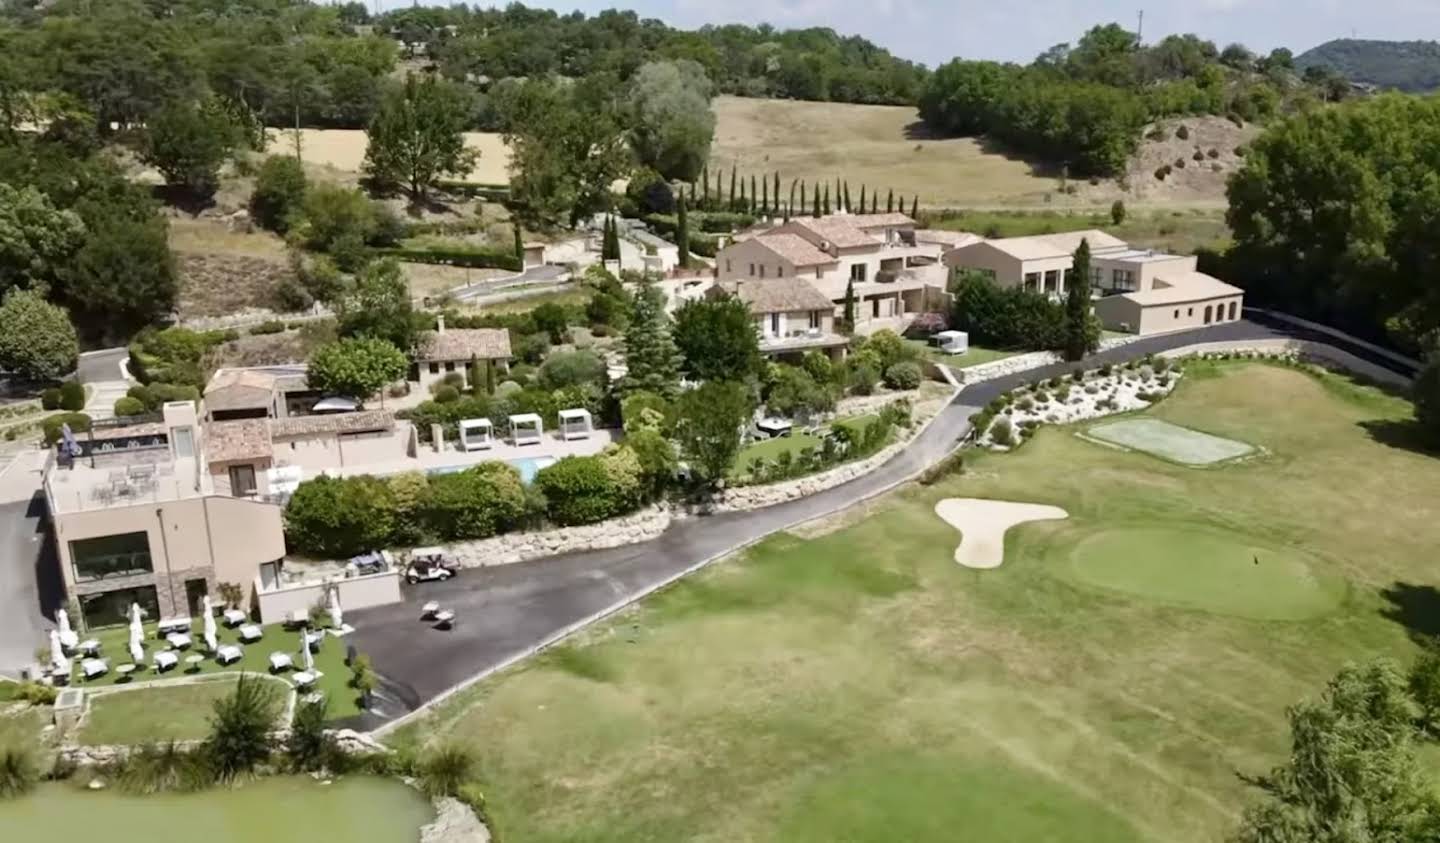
xmin=427 ymin=455 xmax=557 ymax=483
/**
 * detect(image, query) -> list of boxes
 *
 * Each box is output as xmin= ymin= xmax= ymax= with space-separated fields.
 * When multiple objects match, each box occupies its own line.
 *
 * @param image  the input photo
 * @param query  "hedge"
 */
xmin=534 ymin=454 xmax=630 ymax=526
xmin=43 ymin=413 xmax=91 ymax=446
xmin=375 ymin=247 xmax=522 ymax=272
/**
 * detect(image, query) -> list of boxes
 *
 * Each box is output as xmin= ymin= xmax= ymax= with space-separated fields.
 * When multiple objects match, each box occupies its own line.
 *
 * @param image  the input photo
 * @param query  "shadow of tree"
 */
xmin=1358 ymin=419 xmax=1440 ymax=458
xmin=1380 ymin=582 xmax=1440 ymax=644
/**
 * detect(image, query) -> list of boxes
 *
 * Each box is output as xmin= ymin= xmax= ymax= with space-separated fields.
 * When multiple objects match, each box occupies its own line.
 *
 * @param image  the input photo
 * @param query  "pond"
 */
xmin=0 ymin=776 xmax=433 ymax=841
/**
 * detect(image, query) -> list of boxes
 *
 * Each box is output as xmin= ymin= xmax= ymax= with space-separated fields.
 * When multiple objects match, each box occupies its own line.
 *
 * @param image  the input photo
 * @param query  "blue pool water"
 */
xmin=427 ymin=456 xmax=557 ymax=484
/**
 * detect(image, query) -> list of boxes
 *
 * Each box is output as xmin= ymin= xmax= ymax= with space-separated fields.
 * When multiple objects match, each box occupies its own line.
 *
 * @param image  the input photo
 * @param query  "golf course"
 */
xmin=392 ymin=359 xmax=1439 ymax=842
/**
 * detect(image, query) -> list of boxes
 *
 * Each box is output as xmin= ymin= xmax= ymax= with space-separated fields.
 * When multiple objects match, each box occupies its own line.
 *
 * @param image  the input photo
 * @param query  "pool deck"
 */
xmin=323 ymin=429 xmax=620 ymax=480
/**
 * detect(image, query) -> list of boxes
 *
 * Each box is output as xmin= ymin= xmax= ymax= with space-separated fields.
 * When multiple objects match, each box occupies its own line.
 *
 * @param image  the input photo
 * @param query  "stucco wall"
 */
xmin=943 ymin=242 xmax=1023 ymax=285
xmin=272 ymin=430 xmax=410 ymax=473
xmin=255 ymin=570 xmax=402 ymax=624
xmin=1136 ymin=295 xmax=1244 ymax=334
xmin=718 ymin=238 xmax=811 ymax=282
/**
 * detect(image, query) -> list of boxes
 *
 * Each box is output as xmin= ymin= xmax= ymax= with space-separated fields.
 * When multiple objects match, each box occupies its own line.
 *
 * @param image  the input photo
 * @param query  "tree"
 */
xmin=61 ymin=214 xmax=176 ymax=342
xmin=502 ymin=77 xmax=630 ymax=226
xmin=619 ymin=280 xmax=684 ymax=397
xmin=841 ymin=278 xmax=856 ymax=332
xmin=284 ymin=475 xmax=397 ymax=557
xmin=513 ymin=223 xmax=524 ymax=262
xmin=423 ymin=463 xmax=528 ymax=540
xmin=204 ymin=675 xmax=279 ymax=783
xmin=298 ymin=183 xmax=377 ymax=270
xmin=1110 ymin=199 xmax=1127 ymax=226
xmin=765 ymin=365 xmax=833 ymax=417
xmin=1064 ymin=239 xmax=1098 ymax=360
xmin=141 ymin=97 xmax=241 ymax=201
xmin=335 ymin=258 xmax=417 ymax=349
xmin=307 ymin=337 xmax=407 ymax=401
xmin=674 ymin=293 xmax=762 ymax=382
xmin=0 ymin=290 xmax=79 ymax=381
xmin=1410 ymin=640 xmax=1440 ymax=735
xmin=627 ymin=60 xmax=715 ymax=182
xmin=286 ymin=695 xmax=336 ymax=773
xmin=1415 ymin=355 xmax=1440 ymax=444
xmin=363 ymin=74 xmax=477 ymax=202
xmin=676 ymin=188 xmax=692 ymax=269
xmin=1234 ymin=659 xmax=1440 ymax=842
xmin=249 ymin=155 xmax=307 ymax=233
xmin=674 ymin=379 xmax=752 ymax=489
xmin=0 ymin=184 xmax=84 ymax=292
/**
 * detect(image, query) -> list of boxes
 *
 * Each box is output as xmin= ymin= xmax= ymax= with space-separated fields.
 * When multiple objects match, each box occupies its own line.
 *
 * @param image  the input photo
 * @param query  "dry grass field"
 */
xmin=264 ymin=128 xmax=512 ymax=184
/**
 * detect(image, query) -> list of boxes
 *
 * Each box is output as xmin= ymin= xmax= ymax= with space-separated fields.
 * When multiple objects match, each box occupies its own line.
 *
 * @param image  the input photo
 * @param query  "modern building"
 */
xmin=944 ymin=230 xmax=1244 ymax=335
xmin=413 ymin=317 xmax=512 ymax=394
xmin=715 ymin=212 xmax=950 ymax=334
xmin=709 ymin=278 xmax=849 ymax=361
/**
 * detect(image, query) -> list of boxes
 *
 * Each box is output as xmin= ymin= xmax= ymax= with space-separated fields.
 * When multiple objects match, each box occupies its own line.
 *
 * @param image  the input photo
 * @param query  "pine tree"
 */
xmin=1064 ymin=239 xmax=1098 ymax=361
xmin=676 ymin=188 xmax=691 ymax=270
xmin=619 ymin=280 xmax=684 ymax=398
xmin=841 ymin=278 xmax=856 ymax=334
xmin=886 ymin=189 xmax=894 ymax=213
xmin=859 ymin=185 xmax=867 ymax=215
xmin=822 ymin=183 xmax=831 ymax=216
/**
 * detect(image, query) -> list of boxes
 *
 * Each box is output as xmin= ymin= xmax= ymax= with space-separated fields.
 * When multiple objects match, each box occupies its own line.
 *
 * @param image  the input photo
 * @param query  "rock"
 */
xmin=87 ymin=778 xmax=105 ymax=790
xmin=420 ymin=796 xmax=491 ymax=843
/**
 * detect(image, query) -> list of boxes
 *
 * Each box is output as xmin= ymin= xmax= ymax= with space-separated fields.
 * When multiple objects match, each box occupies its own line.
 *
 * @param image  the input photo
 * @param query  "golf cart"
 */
xmin=405 ymin=547 xmax=459 ymax=584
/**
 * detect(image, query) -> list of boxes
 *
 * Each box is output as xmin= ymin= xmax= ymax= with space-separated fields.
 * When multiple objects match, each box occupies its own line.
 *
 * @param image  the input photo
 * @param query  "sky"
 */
xmin=383 ymin=0 xmax=1436 ymax=68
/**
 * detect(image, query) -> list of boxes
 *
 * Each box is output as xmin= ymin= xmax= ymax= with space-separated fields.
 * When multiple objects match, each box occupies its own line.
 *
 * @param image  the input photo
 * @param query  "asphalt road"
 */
xmin=76 ymin=347 xmax=129 ymax=384
xmin=350 ymin=317 xmax=1398 ymax=730
xmin=0 ymin=481 xmax=61 ymax=676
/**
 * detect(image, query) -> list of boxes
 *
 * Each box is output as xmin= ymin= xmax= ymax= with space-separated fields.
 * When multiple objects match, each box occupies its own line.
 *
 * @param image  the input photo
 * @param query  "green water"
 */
xmin=0 ymin=776 xmax=433 ymax=841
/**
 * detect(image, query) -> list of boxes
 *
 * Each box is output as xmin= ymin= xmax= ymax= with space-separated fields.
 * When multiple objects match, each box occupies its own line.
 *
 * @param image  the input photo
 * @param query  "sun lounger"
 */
xmin=238 ymin=624 xmax=263 ymax=643
xmin=268 ymin=652 xmax=293 ymax=673
xmin=216 ymin=644 xmax=243 ymax=665
xmin=153 ymin=651 xmax=179 ymax=672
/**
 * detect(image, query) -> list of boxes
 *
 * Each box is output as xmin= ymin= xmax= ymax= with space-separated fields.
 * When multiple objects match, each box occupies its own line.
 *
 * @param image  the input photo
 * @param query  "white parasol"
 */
xmin=49 ymin=629 xmax=70 ymax=675
xmin=56 ymin=607 xmax=78 ymax=649
xmin=300 ymin=631 xmax=315 ymax=673
xmin=326 ymin=586 xmax=343 ymax=631
xmin=128 ymin=604 xmax=145 ymax=664
xmin=202 ymin=595 xmax=218 ymax=652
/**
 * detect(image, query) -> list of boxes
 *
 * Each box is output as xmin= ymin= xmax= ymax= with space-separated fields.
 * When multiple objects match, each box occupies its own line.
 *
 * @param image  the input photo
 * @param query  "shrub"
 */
xmin=40 ymin=388 xmax=61 ymax=410
xmin=284 ymin=475 xmax=397 ymax=558
xmin=0 ymin=745 xmax=39 ymax=799
xmin=42 ymin=412 xmax=91 ymax=446
xmin=918 ymin=451 xmax=965 ymax=486
xmin=248 ymin=320 xmax=286 ymax=336
xmin=883 ymin=361 xmax=923 ymax=391
xmin=287 ymin=696 xmax=337 ymax=773
xmin=1071 ymin=368 xmax=1085 ymax=383
xmin=1174 ymin=158 xmax=1187 ymax=169
xmin=417 ymin=745 xmax=475 ymax=798
xmin=113 ymin=396 xmax=146 ymax=417
xmin=906 ymin=311 xmax=947 ymax=337
xmin=539 ymin=350 xmax=607 ymax=390
xmin=1175 ymin=125 xmax=1190 ymax=140
xmin=203 ymin=674 xmax=279 ymax=783
xmin=535 ymin=455 xmax=626 ymax=526
xmin=422 ymin=463 xmax=528 ymax=540
xmin=847 ymin=363 xmax=880 ymax=396
xmin=59 ymin=380 xmax=85 ymax=411
xmin=991 ymin=415 xmax=1016 ymax=447
xmin=250 ymin=155 xmax=307 ymax=233
xmin=1099 ymin=363 xmax=1114 ymax=377
xmin=433 ymin=385 xmax=460 ymax=404
xmin=116 ymin=741 xmax=212 ymax=795
xmin=621 ymin=391 xmax=672 ymax=435
xmin=514 ymin=332 xmax=550 ymax=365
xmin=1016 ymin=396 xmax=1035 ymax=412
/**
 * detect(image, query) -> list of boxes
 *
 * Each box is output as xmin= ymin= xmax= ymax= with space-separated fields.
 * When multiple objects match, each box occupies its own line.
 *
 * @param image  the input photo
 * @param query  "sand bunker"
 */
xmin=934 ymin=498 xmax=1069 ymax=569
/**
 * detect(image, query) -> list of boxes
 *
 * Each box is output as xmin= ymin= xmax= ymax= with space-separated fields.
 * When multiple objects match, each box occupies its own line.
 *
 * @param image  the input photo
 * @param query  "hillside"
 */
xmin=1296 ymin=39 xmax=1440 ymax=92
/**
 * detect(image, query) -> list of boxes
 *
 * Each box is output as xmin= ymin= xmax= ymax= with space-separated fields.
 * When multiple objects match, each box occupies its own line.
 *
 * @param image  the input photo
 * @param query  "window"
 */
xmin=1044 ymin=270 xmax=1060 ymax=293
xmin=850 ymin=263 xmax=867 ymax=282
xmin=809 ymin=311 xmax=821 ymax=329
xmin=759 ymin=264 xmax=766 ymax=279
xmin=228 ymin=464 xmax=257 ymax=497
xmin=80 ymin=585 xmax=159 ymax=630
xmin=1023 ymin=272 xmax=1042 ymax=292
xmin=770 ymin=313 xmax=780 ymax=336
xmin=1187 ymin=307 xmax=1194 ymax=316
xmin=428 ymin=362 xmax=439 ymax=374
xmin=777 ymin=266 xmax=784 ymax=278
xmin=1204 ymin=305 xmax=1213 ymax=324
xmin=444 ymin=361 xmax=456 ymax=372
xmin=725 ymin=259 xmax=732 ymax=273
xmin=1110 ymin=269 xmax=1136 ymax=292
xmin=1174 ymin=310 xmax=1180 ymax=319
xmin=71 ymin=532 xmax=152 ymax=583
xmin=1091 ymin=267 xmax=1104 ymax=286
xmin=173 ymin=426 xmax=194 ymax=459
xmin=749 ymin=263 xmax=756 ymax=277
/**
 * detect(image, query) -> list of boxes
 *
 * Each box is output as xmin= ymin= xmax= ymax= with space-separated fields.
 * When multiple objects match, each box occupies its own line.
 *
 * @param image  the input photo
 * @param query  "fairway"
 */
xmin=396 ymin=361 xmax=1439 ymax=843
xmin=1087 ymin=418 xmax=1254 ymax=465
xmin=1065 ymin=526 xmax=1344 ymax=620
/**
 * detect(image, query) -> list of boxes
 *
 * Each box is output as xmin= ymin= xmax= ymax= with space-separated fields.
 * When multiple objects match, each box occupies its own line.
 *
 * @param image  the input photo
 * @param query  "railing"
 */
xmin=73 ymin=553 xmax=154 ymax=583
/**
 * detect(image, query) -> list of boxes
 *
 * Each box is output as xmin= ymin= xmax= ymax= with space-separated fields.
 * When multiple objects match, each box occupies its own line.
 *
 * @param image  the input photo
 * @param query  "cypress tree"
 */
xmin=870 ymin=191 xmax=878 ymax=214
xmin=729 ymin=168 xmax=737 ymax=208
xmin=800 ymin=181 xmax=808 ymax=215
xmin=842 ymin=278 xmax=856 ymax=333
xmin=513 ymin=223 xmax=524 ymax=262
xmin=910 ymin=195 xmax=919 ymax=218
xmin=773 ymin=173 xmax=781 ymax=211
xmin=1064 ymin=239 xmax=1097 ymax=361
xmin=677 ymin=188 xmax=691 ymax=270
xmin=750 ymin=175 xmax=757 ymax=214
xmin=859 ymin=185 xmax=867 ymax=214
xmin=843 ymin=181 xmax=852 ymax=213
xmin=812 ymin=184 xmax=821 ymax=217
xmin=738 ymin=177 xmax=746 ymax=211
xmin=760 ymin=177 xmax=768 ymax=216
xmin=701 ymin=165 xmax=709 ymax=207
xmin=822 ymin=183 xmax=831 ymax=216
xmin=788 ymin=179 xmax=799 ymax=217
xmin=886 ymin=189 xmax=894 ymax=213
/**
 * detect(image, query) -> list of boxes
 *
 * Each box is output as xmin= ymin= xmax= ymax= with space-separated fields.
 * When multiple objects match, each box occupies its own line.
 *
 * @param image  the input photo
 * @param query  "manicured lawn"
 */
xmin=395 ymin=361 xmax=1438 ymax=842
xmin=78 ymin=677 xmax=284 ymax=745
xmin=903 ymin=338 xmax=1019 ymax=370
xmin=74 ymin=620 xmax=359 ymax=721
xmin=731 ymin=414 xmax=880 ymax=476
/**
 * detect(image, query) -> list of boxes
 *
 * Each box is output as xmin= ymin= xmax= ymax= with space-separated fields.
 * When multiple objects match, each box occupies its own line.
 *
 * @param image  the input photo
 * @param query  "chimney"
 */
xmin=437 ymin=313 xmax=446 ymax=335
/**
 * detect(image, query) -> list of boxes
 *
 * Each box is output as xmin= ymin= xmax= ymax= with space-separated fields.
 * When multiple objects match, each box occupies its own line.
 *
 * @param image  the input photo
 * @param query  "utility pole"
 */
xmin=1137 ymin=10 xmax=1144 ymax=43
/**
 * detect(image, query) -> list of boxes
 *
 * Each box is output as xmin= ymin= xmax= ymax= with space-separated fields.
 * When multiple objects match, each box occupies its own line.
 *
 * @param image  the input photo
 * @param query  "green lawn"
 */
xmin=78 ymin=677 xmax=286 ymax=746
xmin=74 ymin=620 xmax=359 ymax=721
xmin=394 ymin=360 xmax=1438 ymax=842
xmin=731 ymin=414 xmax=881 ymax=476
xmin=904 ymin=338 xmax=1019 ymax=370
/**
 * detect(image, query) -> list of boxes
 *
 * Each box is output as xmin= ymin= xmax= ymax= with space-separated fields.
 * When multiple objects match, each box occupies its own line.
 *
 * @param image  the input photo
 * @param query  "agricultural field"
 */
xmin=393 ymin=361 xmax=1440 ymax=842
xmin=924 ymin=206 xmax=1232 ymax=256
xmin=264 ymin=128 xmax=513 ymax=185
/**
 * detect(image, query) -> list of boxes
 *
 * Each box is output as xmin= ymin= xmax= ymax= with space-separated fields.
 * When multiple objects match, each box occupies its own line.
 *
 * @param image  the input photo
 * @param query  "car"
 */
xmin=405 ymin=547 xmax=459 ymax=584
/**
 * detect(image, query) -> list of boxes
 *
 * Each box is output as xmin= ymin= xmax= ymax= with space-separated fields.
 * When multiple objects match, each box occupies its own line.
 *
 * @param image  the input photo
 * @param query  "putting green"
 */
xmin=1064 ymin=526 xmax=1344 ymax=620
xmin=1086 ymin=418 xmax=1253 ymax=466
xmin=777 ymin=752 xmax=1145 ymax=843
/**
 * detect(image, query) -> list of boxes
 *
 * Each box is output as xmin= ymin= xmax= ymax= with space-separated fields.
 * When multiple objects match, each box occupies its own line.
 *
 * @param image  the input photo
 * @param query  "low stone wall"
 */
xmin=1159 ymin=339 xmax=1413 ymax=387
xmin=444 ymin=506 xmax=673 ymax=569
xmin=957 ymin=335 xmax=1143 ymax=384
xmin=421 ymin=796 xmax=492 ymax=843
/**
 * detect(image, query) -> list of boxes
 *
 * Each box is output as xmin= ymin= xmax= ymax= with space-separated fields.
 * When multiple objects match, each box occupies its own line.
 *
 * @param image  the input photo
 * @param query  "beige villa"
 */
xmin=708 ymin=277 xmax=849 ymax=361
xmin=413 ymin=318 xmax=511 ymax=394
xmin=715 ymin=212 xmax=950 ymax=333
xmin=943 ymin=230 xmax=1244 ymax=335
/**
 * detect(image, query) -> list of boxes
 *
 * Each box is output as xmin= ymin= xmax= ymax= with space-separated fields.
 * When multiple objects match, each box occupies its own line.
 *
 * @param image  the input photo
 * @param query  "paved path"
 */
xmin=77 ymin=347 xmax=133 ymax=420
xmin=350 ymin=318 xmax=1411 ymax=730
xmin=0 ymin=451 xmax=62 ymax=676
xmin=448 ymin=265 xmax=568 ymax=302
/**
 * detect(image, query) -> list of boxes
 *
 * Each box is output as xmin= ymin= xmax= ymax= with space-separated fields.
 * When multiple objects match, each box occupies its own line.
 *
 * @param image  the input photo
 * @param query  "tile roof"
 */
xmin=849 ymin=213 xmax=916 ymax=229
xmin=1122 ymin=272 xmax=1244 ymax=306
xmin=979 ymin=230 xmax=1130 ymax=260
xmin=269 ymin=409 xmax=396 ymax=438
xmin=416 ymin=328 xmax=512 ymax=362
xmin=753 ymin=233 xmax=837 ymax=268
xmin=917 ymin=229 xmax=984 ymax=249
xmin=786 ymin=216 xmax=879 ymax=249
xmin=204 ymin=419 xmax=273 ymax=463
xmin=714 ymin=278 xmax=836 ymax=314
xmin=203 ymin=370 xmax=277 ymax=412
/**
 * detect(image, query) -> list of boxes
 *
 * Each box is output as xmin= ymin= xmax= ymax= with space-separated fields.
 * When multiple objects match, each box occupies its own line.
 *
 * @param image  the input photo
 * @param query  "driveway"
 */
xmin=77 ymin=347 xmax=133 ymax=420
xmin=0 ymin=452 xmax=61 ymax=676
xmin=350 ymin=318 xmax=1412 ymax=729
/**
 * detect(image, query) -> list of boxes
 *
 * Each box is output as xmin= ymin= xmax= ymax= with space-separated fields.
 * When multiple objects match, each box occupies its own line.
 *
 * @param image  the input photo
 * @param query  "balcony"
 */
xmin=45 ymin=453 xmax=213 ymax=515
xmin=759 ymin=327 xmax=849 ymax=355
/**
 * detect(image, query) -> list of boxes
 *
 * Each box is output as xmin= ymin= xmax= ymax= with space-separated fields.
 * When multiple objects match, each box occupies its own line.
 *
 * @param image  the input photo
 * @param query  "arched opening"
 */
xmin=1203 ymin=305 xmax=1213 ymax=325
xmin=1227 ymin=300 xmax=1238 ymax=321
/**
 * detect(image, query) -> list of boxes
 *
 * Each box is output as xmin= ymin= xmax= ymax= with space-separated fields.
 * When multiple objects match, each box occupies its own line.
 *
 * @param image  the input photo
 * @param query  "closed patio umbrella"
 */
xmin=327 ymin=586 xmax=343 ymax=631
xmin=50 ymin=629 xmax=70 ymax=675
xmin=128 ymin=605 xmax=145 ymax=665
xmin=300 ymin=631 xmax=315 ymax=673
xmin=202 ymin=595 xmax=218 ymax=653
xmin=56 ymin=607 xmax=78 ymax=649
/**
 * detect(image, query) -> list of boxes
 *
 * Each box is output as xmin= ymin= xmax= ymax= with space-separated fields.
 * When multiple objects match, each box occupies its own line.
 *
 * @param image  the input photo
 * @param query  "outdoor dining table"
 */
xmin=78 ymin=639 xmax=101 ymax=656
xmin=184 ymin=654 xmax=205 ymax=673
xmin=116 ymin=664 xmax=137 ymax=680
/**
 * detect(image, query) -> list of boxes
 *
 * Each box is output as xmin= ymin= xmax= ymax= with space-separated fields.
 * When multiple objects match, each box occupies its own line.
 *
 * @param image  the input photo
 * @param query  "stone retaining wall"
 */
xmin=957 ymin=335 xmax=1144 ymax=384
xmin=1159 ymin=339 xmax=1413 ymax=387
xmin=445 ymin=506 xmax=673 ymax=569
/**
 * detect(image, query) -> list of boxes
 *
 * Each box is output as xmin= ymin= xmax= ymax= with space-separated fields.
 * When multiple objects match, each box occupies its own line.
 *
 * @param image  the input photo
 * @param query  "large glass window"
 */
xmin=1023 ymin=272 xmax=1042 ymax=292
xmin=80 ymin=585 xmax=159 ymax=630
xmin=1044 ymin=270 xmax=1060 ymax=293
xmin=70 ymin=532 xmax=152 ymax=582
xmin=1110 ymin=269 xmax=1137 ymax=292
xmin=849 ymin=263 xmax=867 ymax=282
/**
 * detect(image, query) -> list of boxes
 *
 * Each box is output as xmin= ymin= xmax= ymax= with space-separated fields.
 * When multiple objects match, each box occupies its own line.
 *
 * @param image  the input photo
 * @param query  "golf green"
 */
xmin=1064 ymin=526 xmax=1345 ymax=620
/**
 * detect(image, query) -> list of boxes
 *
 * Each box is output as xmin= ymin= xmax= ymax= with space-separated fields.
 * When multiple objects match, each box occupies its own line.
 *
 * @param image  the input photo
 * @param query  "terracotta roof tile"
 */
xmin=204 ymin=419 xmax=272 ymax=463
xmin=714 ymin=278 xmax=835 ymax=313
xmin=753 ymin=233 xmax=836 ymax=267
xmin=269 ymin=410 xmax=396 ymax=438
xmin=416 ymin=328 xmax=512 ymax=362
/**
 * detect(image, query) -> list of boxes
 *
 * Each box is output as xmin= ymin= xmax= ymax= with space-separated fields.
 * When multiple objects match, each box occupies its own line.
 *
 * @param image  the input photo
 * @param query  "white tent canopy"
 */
xmin=459 ymin=418 xmax=494 ymax=452
xmin=509 ymin=413 xmax=544 ymax=446
xmin=558 ymin=408 xmax=593 ymax=441
xmin=50 ymin=629 xmax=69 ymax=675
